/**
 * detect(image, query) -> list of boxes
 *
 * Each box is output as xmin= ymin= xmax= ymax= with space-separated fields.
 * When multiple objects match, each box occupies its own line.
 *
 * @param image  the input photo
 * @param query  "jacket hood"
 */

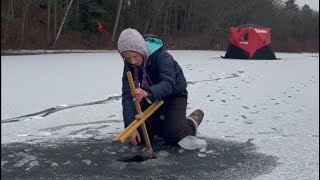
xmin=143 ymin=34 xmax=164 ymax=56
xmin=117 ymin=28 xmax=149 ymax=59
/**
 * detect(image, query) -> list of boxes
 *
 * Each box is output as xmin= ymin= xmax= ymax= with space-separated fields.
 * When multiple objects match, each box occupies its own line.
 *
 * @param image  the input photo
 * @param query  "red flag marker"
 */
xmin=97 ymin=20 xmax=109 ymax=35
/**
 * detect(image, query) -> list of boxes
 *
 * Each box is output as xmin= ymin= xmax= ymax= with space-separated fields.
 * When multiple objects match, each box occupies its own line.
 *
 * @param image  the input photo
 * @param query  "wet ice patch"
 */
xmin=178 ymin=136 xmax=207 ymax=150
xmin=1 ymin=137 xmax=279 ymax=179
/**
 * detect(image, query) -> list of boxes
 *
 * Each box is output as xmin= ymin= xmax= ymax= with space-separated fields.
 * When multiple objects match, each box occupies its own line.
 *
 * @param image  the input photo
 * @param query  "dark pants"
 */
xmin=138 ymin=95 xmax=196 ymax=146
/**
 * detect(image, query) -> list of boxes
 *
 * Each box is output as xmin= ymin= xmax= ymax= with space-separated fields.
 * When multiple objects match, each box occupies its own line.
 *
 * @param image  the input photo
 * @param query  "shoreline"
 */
xmin=1 ymin=49 xmax=114 ymax=56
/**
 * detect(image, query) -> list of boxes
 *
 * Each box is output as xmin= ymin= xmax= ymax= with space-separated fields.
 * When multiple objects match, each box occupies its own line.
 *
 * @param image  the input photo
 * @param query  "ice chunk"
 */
xmin=199 ymin=148 xmax=206 ymax=153
xmin=51 ymin=162 xmax=59 ymax=167
xmin=1 ymin=160 xmax=8 ymax=166
xmin=157 ymin=150 xmax=169 ymax=157
xmin=57 ymin=104 xmax=69 ymax=107
xmin=82 ymin=159 xmax=92 ymax=165
xmin=206 ymin=150 xmax=214 ymax=154
xmin=32 ymin=116 xmax=44 ymax=119
xmin=197 ymin=153 xmax=207 ymax=158
xmin=29 ymin=161 xmax=39 ymax=168
xmin=17 ymin=134 xmax=29 ymax=137
xmin=178 ymin=136 xmax=207 ymax=150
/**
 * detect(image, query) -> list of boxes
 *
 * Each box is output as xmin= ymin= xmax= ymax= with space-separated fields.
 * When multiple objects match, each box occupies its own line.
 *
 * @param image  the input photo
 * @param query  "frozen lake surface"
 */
xmin=1 ymin=50 xmax=319 ymax=179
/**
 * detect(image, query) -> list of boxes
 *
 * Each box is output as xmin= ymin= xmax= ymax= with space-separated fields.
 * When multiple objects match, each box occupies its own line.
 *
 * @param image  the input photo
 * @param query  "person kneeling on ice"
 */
xmin=117 ymin=28 xmax=204 ymax=146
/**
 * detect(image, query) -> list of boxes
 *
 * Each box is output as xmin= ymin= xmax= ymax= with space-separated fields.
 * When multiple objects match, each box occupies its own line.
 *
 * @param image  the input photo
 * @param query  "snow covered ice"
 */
xmin=1 ymin=50 xmax=319 ymax=180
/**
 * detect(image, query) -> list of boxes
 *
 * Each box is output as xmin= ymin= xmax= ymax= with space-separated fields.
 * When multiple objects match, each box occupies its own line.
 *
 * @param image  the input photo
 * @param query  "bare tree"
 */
xmin=52 ymin=0 xmax=74 ymax=48
xmin=143 ymin=1 xmax=162 ymax=34
xmin=10 ymin=0 xmax=14 ymax=17
xmin=18 ymin=1 xmax=29 ymax=49
xmin=47 ymin=0 xmax=51 ymax=43
xmin=53 ymin=0 xmax=57 ymax=38
xmin=76 ymin=0 xmax=80 ymax=24
xmin=112 ymin=0 xmax=123 ymax=42
xmin=162 ymin=0 xmax=173 ymax=36
xmin=2 ymin=0 xmax=13 ymax=45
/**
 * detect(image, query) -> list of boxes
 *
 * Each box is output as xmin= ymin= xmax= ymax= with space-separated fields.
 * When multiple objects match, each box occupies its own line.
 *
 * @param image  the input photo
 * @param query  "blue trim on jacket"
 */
xmin=145 ymin=37 xmax=163 ymax=55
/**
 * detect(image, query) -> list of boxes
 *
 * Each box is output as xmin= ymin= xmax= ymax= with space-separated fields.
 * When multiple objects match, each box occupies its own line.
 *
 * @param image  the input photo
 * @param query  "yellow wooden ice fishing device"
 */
xmin=113 ymin=71 xmax=163 ymax=152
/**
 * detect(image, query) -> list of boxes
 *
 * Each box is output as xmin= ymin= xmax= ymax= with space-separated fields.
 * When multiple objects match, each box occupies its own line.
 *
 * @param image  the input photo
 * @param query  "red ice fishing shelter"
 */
xmin=223 ymin=24 xmax=277 ymax=59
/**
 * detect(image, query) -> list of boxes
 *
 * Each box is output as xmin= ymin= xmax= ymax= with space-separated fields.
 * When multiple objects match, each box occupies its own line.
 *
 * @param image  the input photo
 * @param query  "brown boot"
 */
xmin=188 ymin=109 xmax=204 ymax=126
xmin=186 ymin=109 xmax=204 ymax=135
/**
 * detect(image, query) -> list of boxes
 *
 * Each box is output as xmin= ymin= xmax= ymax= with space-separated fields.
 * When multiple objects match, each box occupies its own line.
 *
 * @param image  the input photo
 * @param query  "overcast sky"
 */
xmin=295 ymin=0 xmax=319 ymax=11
